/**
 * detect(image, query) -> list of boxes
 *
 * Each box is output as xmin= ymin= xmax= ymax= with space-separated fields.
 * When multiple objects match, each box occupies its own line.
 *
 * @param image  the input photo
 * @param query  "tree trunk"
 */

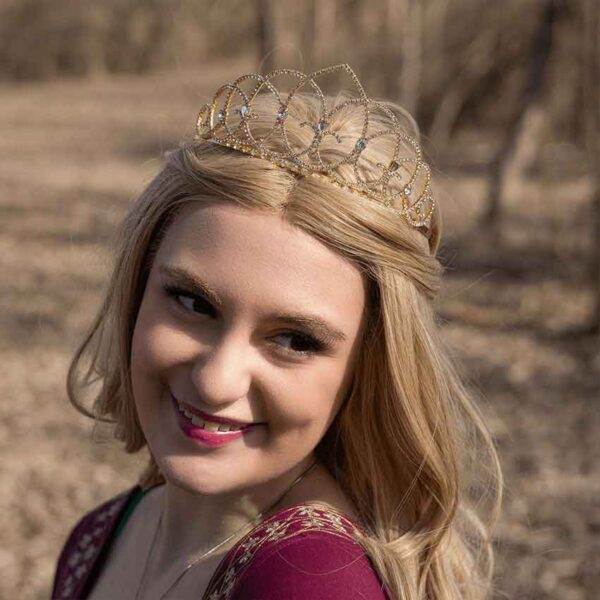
xmin=483 ymin=0 xmax=555 ymax=226
xmin=302 ymin=0 xmax=316 ymax=70
xmin=582 ymin=0 xmax=600 ymax=334
xmin=398 ymin=0 xmax=422 ymax=114
xmin=256 ymin=0 xmax=276 ymax=73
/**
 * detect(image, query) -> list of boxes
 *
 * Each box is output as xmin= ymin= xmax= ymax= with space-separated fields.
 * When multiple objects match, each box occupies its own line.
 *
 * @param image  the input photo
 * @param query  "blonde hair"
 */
xmin=67 ymin=92 xmax=503 ymax=600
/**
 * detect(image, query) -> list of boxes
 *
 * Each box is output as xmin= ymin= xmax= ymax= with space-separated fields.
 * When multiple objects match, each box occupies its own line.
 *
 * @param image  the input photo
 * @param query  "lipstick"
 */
xmin=171 ymin=395 xmax=260 ymax=448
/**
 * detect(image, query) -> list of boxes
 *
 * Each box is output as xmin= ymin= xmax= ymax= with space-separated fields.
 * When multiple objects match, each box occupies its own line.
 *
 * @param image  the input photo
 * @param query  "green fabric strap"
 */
xmin=113 ymin=486 xmax=148 ymax=539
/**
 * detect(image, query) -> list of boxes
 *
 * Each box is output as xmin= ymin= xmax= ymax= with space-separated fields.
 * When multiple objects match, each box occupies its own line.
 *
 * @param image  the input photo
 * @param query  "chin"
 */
xmin=156 ymin=454 xmax=250 ymax=496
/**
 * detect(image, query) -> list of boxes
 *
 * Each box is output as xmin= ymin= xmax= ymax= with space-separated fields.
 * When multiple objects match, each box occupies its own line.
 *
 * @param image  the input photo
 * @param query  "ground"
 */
xmin=0 ymin=59 xmax=597 ymax=599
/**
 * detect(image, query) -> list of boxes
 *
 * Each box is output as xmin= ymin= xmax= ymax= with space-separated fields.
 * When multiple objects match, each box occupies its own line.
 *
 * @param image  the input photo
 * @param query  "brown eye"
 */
xmin=270 ymin=331 xmax=326 ymax=357
xmin=163 ymin=284 xmax=215 ymax=316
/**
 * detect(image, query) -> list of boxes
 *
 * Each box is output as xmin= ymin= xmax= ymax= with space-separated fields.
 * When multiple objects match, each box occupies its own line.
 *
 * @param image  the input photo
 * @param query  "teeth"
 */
xmin=177 ymin=401 xmax=245 ymax=433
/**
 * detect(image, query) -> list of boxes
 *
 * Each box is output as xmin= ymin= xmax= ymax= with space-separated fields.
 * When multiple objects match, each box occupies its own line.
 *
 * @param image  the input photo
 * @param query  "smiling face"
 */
xmin=130 ymin=200 xmax=367 ymax=496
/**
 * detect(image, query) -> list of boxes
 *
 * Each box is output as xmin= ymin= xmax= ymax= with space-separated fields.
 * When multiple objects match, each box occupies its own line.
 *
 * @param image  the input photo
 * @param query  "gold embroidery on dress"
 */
xmin=203 ymin=503 xmax=365 ymax=600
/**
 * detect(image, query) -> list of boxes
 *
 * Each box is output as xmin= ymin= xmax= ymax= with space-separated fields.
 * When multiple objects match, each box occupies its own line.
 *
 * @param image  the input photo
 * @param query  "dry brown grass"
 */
xmin=1 ymin=59 xmax=597 ymax=600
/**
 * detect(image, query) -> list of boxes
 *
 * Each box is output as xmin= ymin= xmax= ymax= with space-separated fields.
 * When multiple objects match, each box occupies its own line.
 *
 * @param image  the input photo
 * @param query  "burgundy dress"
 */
xmin=51 ymin=485 xmax=393 ymax=599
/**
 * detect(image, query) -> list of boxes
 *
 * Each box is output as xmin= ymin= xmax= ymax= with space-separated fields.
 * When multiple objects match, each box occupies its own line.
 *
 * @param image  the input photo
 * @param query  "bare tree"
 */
xmin=379 ymin=0 xmax=422 ymax=108
xmin=482 ymin=0 xmax=556 ymax=227
xmin=582 ymin=0 xmax=600 ymax=334
xmin=398 ymin=0 xmax=422 ymax=116
xmin=313 ymin=0 xmax=337 ymax=61
xmin=428 ymin=29 xmax=497 ymax=148
xmin=302 ymin=0 xmax=316 ymax=70
xmin=256 ymin=0 xmax=276 ymax=73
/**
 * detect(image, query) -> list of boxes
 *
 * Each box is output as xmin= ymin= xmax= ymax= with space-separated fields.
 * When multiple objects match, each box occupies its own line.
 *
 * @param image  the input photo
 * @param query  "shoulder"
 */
xmin=207 ymin=503 xmax=393 ymax=600
xmin=51 ymin=486 xmax=138 ymax=599
xmin=232 ymin=529 xmax=392 ymax=600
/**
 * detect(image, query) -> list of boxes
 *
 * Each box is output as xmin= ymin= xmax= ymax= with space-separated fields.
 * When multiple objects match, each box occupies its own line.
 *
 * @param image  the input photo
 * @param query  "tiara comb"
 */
xmin=193 ymin=64 xmax=435 ymax=233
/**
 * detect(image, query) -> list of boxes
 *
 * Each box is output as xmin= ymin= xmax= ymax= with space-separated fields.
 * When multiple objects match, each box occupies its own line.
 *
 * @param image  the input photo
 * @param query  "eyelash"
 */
xmin=162 ymin=283 xmax=328 ymax=358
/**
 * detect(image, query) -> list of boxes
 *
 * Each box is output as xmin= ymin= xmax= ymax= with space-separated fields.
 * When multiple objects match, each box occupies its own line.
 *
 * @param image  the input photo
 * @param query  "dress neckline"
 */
xmin=53 ymin=484 xmax=367 ymax=600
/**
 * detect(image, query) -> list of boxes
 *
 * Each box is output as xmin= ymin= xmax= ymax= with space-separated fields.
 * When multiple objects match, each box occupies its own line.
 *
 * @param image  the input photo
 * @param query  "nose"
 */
xmin=189 ymin=327 xmax=252 ymax=407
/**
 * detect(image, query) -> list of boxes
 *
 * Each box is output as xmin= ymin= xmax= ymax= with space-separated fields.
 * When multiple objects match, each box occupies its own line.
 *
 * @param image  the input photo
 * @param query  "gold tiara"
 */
xmin=193 ymin=64 xmax=435 ymax=233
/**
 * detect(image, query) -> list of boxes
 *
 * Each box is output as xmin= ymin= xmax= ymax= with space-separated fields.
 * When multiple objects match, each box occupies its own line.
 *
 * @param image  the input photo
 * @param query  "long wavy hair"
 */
xmin=67 ymin=91 xmax=503 ymax=600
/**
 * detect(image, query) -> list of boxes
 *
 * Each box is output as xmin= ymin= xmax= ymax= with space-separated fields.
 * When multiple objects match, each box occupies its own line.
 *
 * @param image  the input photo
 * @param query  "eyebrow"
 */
xmin=158 ymin=264 xmax=348 ymax=344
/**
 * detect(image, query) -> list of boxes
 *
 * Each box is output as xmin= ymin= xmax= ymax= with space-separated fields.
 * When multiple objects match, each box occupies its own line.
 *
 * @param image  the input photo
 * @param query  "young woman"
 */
xmin=52 ymin=65 xmax=503 ymax=600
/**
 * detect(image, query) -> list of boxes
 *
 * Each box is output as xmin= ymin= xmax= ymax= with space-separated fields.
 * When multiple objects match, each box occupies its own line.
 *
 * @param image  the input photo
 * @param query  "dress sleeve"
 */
xmin=228 ymin=529 xmax=393 ymax=600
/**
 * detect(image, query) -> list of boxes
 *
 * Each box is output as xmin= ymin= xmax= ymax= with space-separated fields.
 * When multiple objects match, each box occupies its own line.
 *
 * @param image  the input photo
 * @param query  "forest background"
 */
xmin=0 ymin=1 xmax=598 ymax=599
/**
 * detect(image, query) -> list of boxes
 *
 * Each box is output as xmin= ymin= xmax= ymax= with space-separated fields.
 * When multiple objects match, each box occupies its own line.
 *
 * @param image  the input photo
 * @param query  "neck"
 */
xmin=150 ymin=454 xmax=319 ymax=572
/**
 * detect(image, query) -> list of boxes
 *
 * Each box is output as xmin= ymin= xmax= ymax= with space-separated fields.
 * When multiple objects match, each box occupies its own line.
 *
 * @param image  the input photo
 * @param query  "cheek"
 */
xmin=131 ymin=306 xmax=160 ymax=381
xmin=130 ymin=296 xmax=179 ymax=397
xmin=130 ymin=312 xmax=160 ymax=424
xmin=131 ymin=294 xmax=185 ymax=377
xmin=267 ymin=372 xmax=344 ymax=437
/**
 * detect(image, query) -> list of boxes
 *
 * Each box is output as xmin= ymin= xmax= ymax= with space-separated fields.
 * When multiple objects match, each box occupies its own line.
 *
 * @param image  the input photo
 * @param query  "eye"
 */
xmin=269 ymin=331 xmax=326 ymax=358
xmin=162 ymin=283 xmax=328 ymax=358
xmin=163 ymin=283 xmax=215 ymax=316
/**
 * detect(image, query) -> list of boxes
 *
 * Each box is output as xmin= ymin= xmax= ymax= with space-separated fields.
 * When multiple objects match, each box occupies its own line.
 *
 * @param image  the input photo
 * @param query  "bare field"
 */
xmin=1 ymin=60 xmax=598 ymax=600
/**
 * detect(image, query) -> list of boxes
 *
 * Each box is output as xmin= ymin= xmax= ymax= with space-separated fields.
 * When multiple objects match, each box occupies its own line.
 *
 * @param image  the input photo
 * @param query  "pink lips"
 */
xmin=171 ymin=396 xmax=260 ymax=448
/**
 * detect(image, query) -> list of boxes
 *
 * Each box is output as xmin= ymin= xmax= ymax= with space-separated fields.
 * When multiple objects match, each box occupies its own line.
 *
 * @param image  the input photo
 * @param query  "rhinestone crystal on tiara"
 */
xmin=193 ymin=64 xmax=435 ymax=232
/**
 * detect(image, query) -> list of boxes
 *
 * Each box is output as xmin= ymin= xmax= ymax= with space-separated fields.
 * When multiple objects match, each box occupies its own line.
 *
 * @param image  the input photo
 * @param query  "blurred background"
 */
xmin=0 ymin=0 xmax=598 ymax=598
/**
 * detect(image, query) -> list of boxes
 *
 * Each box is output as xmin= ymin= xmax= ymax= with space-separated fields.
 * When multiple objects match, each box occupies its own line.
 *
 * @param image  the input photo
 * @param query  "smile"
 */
xmin=176 ymin=401 xmax=244 ymax=432
xmin=170 ymin=395 xmax=260 ymax=448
